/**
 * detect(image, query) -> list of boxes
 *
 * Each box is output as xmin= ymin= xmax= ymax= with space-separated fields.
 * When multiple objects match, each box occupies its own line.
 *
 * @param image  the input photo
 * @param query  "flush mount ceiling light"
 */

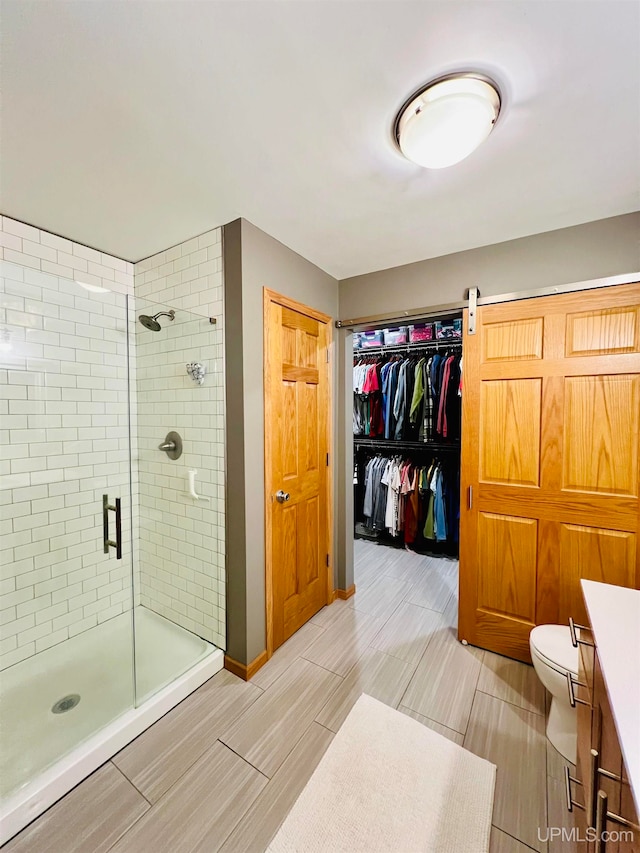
xmin=394 ymin=72 xmax=501 ymax=169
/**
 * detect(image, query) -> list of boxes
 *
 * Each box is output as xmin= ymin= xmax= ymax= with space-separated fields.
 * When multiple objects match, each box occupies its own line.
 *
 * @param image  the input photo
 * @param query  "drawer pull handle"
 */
xmin=594 ymin=787 xmax=640 ymax=852
xmin=568 ymin=617 xmax=594 ymax=648
xmin=598 ymin=766 xmax=623 ymax=783
xmin=595 ymin=790 xmax=608 ymax=853
xmin=605 ymin=811 xmax=640 ymax=831
xmin=589 ymin=749 xmax=599 ymax=828
xmin=590 ymin=747 xmax=623 ymax=785
xmin=564 ymin=766 xmax=585 ymax=814
xmin=566 ymin=671 xmax=589 ymax=708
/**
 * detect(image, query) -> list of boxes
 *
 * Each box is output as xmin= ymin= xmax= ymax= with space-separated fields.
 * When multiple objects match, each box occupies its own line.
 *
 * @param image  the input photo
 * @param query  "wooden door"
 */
xmin=459 ymin=283 xmax=640 ymax=661
xmin=264 ymin=289 xmax=332 ymax=655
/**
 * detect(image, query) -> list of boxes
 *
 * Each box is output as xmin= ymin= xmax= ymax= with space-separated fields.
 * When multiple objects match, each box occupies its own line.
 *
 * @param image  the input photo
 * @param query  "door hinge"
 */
xmin=326 ymin=452 xmax=330 ymax=466
xmin=326 ymin=553 xmax=330 ymax=567
xmin=326 ymin=348 xmax=330 ymax=363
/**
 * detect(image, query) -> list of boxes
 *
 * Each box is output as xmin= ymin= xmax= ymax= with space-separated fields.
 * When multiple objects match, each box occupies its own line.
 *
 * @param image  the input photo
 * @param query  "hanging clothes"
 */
xmin=354 ymin=447 xmax=460 ymax=555
xmin=383 ymin=360 xmax=399 ymax=439
xmin=354 ymin=349 xmax=461 ymax=444
xmin=353 ymin=325 xmax=462 ymax=557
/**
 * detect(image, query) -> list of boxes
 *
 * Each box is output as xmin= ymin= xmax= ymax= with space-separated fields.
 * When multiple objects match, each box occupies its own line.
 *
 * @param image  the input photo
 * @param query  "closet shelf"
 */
xmin=354 ymin=438 xmax=460 ymax=452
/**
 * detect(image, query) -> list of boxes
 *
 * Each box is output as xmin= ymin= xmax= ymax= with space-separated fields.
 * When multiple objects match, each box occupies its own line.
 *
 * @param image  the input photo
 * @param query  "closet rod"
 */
xmin=354 ymin=341 xmax=462 ymax=356
xmin=354 ymin=439 xmax=460 ymax=452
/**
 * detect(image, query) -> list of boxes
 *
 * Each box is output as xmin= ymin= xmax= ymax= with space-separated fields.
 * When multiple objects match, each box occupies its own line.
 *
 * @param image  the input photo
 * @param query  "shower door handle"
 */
xmin=103 ymin=495 xmax=122 ymax=559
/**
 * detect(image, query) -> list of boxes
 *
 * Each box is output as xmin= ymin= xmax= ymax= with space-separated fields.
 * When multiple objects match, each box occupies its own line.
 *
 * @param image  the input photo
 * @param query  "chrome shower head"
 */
xmin=138 ymin=310 xmax=175 ymax=331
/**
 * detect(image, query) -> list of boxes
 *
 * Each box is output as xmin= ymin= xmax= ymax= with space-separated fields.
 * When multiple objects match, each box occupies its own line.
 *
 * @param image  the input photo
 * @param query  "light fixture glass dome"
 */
xmin=394 ymin=73 xmax=501 ymax=169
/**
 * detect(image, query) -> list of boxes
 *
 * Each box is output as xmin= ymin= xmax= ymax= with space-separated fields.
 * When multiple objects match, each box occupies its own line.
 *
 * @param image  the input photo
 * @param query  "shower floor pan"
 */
xmin=0 ymin=606 xmax=223 ymax=844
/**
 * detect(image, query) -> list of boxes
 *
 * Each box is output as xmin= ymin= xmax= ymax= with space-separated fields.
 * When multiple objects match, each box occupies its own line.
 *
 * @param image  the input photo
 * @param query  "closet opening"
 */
xmin=352 ymin=314 xmax=463 ymax=608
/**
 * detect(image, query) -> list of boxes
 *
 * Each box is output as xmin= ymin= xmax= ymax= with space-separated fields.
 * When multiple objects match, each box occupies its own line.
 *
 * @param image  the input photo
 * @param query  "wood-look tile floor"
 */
xmin=5 ymin=540 xmax=578 ymax=853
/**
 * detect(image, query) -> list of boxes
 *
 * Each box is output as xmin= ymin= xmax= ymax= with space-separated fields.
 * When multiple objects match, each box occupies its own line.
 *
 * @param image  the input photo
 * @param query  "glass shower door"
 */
xmin=131 ymin=295 xmax=222 ymax=705
xmin=0 ymin=267 xmax=135 ymax=799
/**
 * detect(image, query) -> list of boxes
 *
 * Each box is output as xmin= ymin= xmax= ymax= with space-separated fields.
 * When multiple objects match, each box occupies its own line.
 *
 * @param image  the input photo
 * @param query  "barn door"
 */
xmin=459 ymin=282 xmax=640 ymax=662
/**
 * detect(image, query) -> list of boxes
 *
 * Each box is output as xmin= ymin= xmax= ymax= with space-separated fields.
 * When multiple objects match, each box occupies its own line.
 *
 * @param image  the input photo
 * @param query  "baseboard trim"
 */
xmin=334 ymin=584 xmax=356 ymax=601
xmin=224 ymin=650 xmax=268 ymax=681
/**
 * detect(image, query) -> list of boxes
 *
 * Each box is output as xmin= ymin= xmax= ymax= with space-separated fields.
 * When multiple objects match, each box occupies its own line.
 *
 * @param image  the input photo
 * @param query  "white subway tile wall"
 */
xmin=133 ymin=230 xmax=225 ymax=649
xmin=0 ymin=217 xmax=136 ymax=670
xmin=0 ymin=217 xmax=226 ymax=669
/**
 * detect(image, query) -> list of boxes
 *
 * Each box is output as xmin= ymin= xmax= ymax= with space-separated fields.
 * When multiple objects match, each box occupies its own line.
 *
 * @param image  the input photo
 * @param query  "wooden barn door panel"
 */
xmin=459 ymin=283 xmax=640 ymax=661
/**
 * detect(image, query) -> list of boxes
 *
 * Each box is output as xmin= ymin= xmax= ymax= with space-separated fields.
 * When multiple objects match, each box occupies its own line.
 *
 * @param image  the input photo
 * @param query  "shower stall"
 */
xmin=0 ymin=262 xmax=226 ymax=842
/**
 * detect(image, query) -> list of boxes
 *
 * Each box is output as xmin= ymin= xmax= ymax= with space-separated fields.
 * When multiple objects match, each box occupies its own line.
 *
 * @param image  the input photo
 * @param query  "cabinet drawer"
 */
xmin=576 ymin=626 xmax=594 ymax=815
xmin=593 ymin=653 xmax=624 ymax=823
xmin=617 ymin=763 xmax=639 ymax=853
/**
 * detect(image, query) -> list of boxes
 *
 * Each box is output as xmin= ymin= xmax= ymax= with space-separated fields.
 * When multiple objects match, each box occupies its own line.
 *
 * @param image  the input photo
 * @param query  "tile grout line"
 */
xmin=214 ymin=738 xmax=271 ymax=781
xmin=109 ymin=760 xmax=153 ymax=807
xmin=117 ymin=683 xmax=267 ymax=811
xmin=298 ymin=651 xmax=350 ymax=679
xmin=364 ymin=638 xmax=425 ymax=672
xmin=348 ymin=588 xmax=411 ymax=625
xmin=310 ymin=669 xmax=348 ymax=730
xmin=398 ymin=707 xmax=467 ymax=739
xmin=221 ymin=713 xmax=326 ymax=784
xmin=492 ymin=825 xmax=540 ymax=852
xmin=360 ymin=595 xmax=409 ymax=649
xmin=475 ymin=687 xmax=546 ymax=717
xmin=313 ymin=718 xmax=336 ymax=736
xmin=459 ymin=652 xmax=486 ymax=743
xmin=466 ymin=684 xmax=552 ymax=852
xmin=102 ymin=769 xmax=158 ymax=853
xmin=395 ymin=621 xmax=451 ymax=710
xmin=250 ymin=630 xmax=329 ymax=691
xmin=190 ymin=742 xmax=277 ymax=853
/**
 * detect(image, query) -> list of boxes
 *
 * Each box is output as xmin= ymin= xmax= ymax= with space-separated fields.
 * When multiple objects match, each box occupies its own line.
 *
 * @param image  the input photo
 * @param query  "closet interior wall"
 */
xmin=353 ymin=316 xmax=463 ymax=559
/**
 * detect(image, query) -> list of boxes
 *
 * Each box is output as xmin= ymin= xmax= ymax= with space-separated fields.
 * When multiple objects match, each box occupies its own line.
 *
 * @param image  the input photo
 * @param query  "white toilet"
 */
xmin=530 ymin=624 xmax=580 ymax=763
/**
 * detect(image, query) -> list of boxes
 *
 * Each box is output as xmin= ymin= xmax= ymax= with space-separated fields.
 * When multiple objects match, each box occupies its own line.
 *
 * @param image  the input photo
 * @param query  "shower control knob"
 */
xmin=158 ymin=431 xmax=183 ymax=460
xmin=276 ymin=490 xmax=291 ymax=503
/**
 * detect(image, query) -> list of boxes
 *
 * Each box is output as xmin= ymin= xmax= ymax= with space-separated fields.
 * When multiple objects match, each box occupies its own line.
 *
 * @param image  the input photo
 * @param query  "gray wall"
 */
xmin=335 ymin=213 xmax=639 ymax=639
xmin=335 ymin=327 xmax=354 ymax=598
xmin=339 ymin=213 xmax=640 ymax=320
xmin=224 ymin=218 xmax=339 ymax=665
xmin=226 ymin=211 xmax=639 ymax=667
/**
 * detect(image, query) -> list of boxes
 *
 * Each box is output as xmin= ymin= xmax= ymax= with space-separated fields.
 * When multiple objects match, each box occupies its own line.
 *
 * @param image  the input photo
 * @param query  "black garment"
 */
xmin=443 ymin=356 xmax=461 ymax=441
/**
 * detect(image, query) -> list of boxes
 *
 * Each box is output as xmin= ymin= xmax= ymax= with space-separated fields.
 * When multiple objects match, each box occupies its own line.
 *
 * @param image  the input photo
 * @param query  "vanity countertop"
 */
xmin=582 ymin=579 xmax=640 ymax=813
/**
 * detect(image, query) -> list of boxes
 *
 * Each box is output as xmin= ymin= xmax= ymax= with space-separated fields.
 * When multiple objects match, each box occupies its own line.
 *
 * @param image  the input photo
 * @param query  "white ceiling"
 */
xmin=2 ymin=0 xmax=639 ymax=278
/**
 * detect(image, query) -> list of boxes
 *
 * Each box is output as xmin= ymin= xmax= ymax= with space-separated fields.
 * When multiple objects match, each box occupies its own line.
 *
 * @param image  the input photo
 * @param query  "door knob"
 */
xmin=276 ymin=490 xmax=291 ymax=503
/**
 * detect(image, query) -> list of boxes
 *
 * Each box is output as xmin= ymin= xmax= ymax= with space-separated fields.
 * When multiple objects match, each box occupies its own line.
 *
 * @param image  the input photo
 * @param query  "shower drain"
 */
xmin=51 ymin=694 xmax=81 ymax=714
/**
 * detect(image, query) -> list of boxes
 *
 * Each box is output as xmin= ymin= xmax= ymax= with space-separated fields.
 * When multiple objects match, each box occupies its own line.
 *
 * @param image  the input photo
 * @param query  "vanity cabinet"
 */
xmin=572 ymin=616 xmax=639 ymax=852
